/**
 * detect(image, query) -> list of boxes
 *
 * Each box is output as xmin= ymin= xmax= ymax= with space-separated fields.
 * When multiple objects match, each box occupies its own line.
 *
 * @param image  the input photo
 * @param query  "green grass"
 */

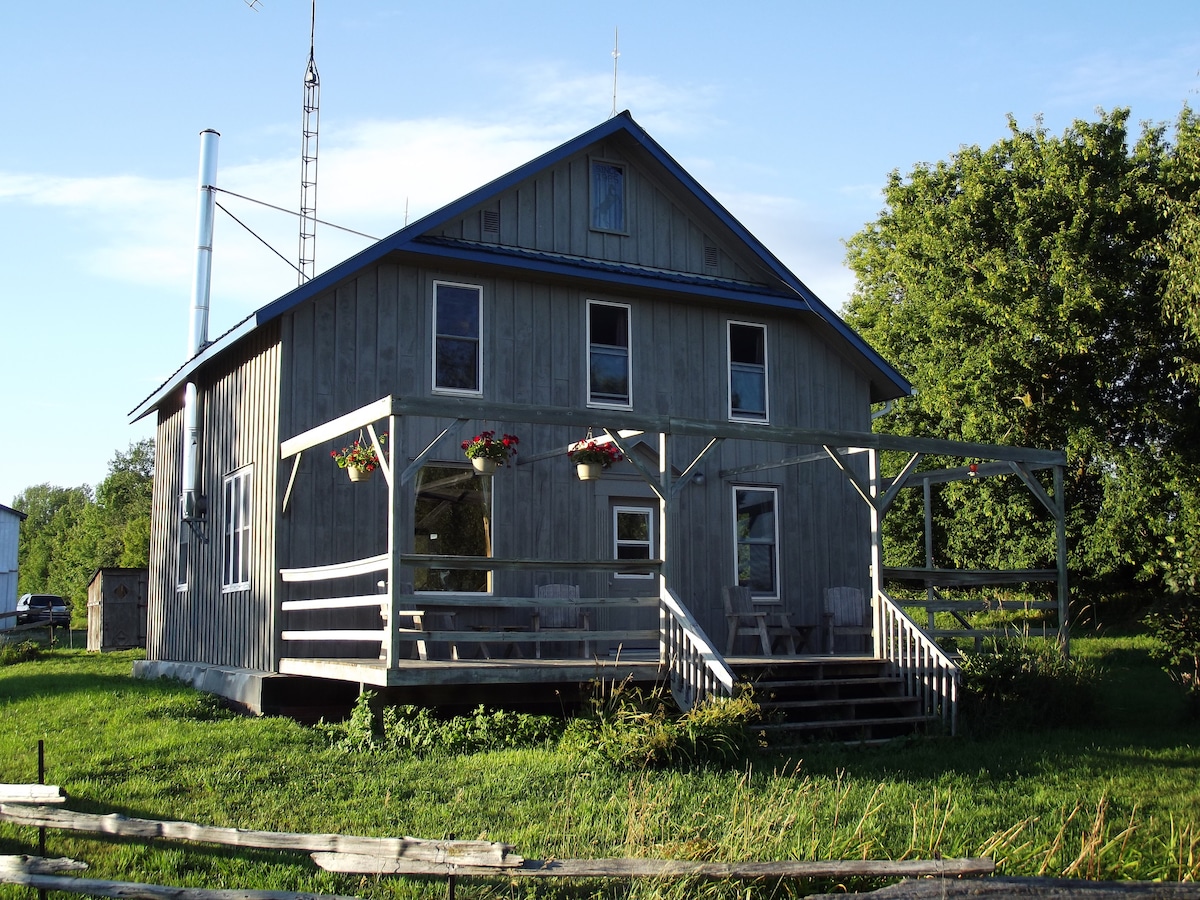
xmin=1 ymin=636 xmax=1198 ymax=899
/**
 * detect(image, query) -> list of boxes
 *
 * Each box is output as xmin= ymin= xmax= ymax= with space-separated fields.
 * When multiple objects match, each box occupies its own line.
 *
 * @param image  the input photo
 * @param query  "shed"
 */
xmin=0 ymin=504 xmax=27 ymax=625
xmin=86 ymin=567 xmax=148 ymax=652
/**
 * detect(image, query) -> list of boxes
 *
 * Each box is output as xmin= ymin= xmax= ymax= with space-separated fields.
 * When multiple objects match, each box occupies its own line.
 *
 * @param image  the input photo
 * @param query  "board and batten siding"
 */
xmin=274 ymin=257 xmax=873 ymax=650
xmin=146 ymin=325 xmax=282 ymax=671
xmin=434 ymin=138 xmax=774 ymax=285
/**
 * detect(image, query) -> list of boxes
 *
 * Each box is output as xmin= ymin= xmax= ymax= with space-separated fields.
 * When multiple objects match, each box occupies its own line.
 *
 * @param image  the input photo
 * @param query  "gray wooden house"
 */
xmin=131 ymin=113 xmax=1066 ymax=731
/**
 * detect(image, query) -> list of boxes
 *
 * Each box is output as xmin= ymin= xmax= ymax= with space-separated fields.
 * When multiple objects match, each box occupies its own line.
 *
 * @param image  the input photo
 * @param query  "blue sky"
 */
xmin=2 ymin=1 xmax=1199 ymax=507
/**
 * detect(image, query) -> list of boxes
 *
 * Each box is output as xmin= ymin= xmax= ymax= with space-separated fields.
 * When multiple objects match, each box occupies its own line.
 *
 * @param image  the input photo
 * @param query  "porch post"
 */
xmin=1054 ymin=464 xmax=1070 ymax=659
xmin=658 ymin=430 xmax=671 ymax=665
xmin=385 ymin=413 xmax=402 ymax=669
xmin=868 ymin=447 xmax=884 ymax=658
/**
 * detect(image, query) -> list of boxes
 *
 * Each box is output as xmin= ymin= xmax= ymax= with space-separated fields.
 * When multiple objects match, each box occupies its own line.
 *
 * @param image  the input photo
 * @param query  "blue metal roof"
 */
xmin=131 ymin=111 xmax=908 ymax=420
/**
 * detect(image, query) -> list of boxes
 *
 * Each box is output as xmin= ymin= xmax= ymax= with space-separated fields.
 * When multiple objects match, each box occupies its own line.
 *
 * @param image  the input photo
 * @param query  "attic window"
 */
xmin=704 ymin=244 xmax=719 ymax=270
xmin=591 ymin=160 xmax=626 ymax=233
xmin=481 ymin=208 xmax=500 ymax=234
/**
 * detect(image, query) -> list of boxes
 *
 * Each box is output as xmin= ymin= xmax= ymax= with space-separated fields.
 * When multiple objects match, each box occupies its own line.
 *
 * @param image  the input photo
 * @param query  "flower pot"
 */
xmin=576 ymin=462 xmax=603 ymax=481
xmin=347 ymin=467 xmax=371 ymax=482
xmin=472 ymin=457 xmax=499 ymax=476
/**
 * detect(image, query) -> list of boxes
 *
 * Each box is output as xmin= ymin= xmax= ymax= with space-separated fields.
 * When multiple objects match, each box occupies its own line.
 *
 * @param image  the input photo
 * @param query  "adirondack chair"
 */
xmin=723 ymin=586 xmax=803 ymax=655
xmin=532 ymin=583 xmax=590 ymax=658
xmin=390 ymin=582 xmax=459 ymax=661
xmin=822 ymin=586 xmax=872 ymax=655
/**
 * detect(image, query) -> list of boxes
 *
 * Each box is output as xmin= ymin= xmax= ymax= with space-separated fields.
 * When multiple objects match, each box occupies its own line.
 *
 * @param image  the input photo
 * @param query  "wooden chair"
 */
xmin=532 ymin=584 xmax=590 ymax=658
xmin=822 ymin=586 xmax=872 ymax=655
xmin=723 ymin=586 xmax=803 ymax=656
xmin=391 ymin=582 xmax=459 ymax=661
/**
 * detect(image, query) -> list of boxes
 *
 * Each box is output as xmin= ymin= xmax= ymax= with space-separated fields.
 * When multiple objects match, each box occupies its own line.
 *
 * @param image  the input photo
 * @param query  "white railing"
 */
xmin=279 ymin=553 xmax=391 ymax=646
xmin=876 ymin=587 xmax=960 ymax=735
xmin=659 ymin=585 xmax=736 ymax=710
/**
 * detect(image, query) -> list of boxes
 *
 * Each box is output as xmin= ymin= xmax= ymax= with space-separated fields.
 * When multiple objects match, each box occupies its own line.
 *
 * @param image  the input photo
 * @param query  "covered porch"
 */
xmin=274 ymin=395 xmax=1067 ymax=732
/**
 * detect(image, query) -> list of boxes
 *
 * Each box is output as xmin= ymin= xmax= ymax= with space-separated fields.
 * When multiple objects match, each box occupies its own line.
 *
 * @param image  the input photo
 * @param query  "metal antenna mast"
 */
xmin=298 ymin=0 xmax=320 ymax=284
xmin=610 ymin=27 xmax=620 ymax=118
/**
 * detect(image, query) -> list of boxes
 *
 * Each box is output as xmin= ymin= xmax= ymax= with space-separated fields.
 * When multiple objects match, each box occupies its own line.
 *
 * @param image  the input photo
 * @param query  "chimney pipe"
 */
xmin=182 ymin=129 xmax=218 ymax=521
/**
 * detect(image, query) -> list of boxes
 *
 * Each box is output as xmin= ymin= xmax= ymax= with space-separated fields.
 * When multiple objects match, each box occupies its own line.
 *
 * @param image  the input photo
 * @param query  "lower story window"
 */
xmin=413 ymin=464 xmax=492 ymax=592
xmin=614 ymin=506 xmax=654 ymax=579
xmin=222 ymin=467 xmax=252 ymax=592
xmin=733 ymin=486 xmax=779 ymax=599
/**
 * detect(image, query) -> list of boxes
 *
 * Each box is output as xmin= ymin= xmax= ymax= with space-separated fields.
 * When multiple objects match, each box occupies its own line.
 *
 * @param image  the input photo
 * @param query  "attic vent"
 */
xmin=482 ymin=208 xmax=500 ymax=234
xmin=704 ymin=243 xmax=720 ymax=270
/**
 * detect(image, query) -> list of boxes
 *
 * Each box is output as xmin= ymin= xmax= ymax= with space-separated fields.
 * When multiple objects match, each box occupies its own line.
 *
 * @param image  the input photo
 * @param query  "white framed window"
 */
xmin=413 ymin=464 xmax=492 ymax=593
xmin=728 ymin=321 xmax=768 ymax=423
xmin=613 ymin=506 xmax=654 ymax=579
xmin=433 ymin=281 xmax=483 ymax=394
xmin=588 ymin=299 xmax=632 ymax=408
xmin=176 ymin=527 xmax=189 ymax=593
xmin=733 ymin=485 xmax=779 ymax=600
xmin=590 ymin=160 xmax=626 ymax=233
xmin=222 ymin=467 xmax=252 ymax=593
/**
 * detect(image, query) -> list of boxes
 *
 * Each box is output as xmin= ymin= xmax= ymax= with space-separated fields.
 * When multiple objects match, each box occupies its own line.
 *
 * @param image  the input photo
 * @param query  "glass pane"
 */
xmin=737 ymin=544 xmax=776 ymax=593
xmin=729 ymin=324 xmax=764 ymax=364
xmin=730 ymin=366 xmax=766 ymax=416
xmin=436 ymin=286 xmax=480 ymax=338
xmin=617 ymin=545 xmax=651 ymax=561
xmin=590 ymin=349 xmax=628 ymax=401
xmin=592 ymin=162 xmax=624 ymax=231
xmin=414 ymin=465 xmax=491 ymax=592
xmin=616 ymin=511 xmax=649 ymax=542
xmin=590 ymin=304 xmax=628 ymax=348
xmin=436 ymin=337 xmax=479 ymax=391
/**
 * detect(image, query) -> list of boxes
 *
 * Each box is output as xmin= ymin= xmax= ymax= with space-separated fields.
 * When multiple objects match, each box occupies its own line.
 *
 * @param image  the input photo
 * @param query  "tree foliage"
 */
xmin=843 ymin=108 xmax=1200 ymax=597
xmin=15 ymin=439 xmax=154 ymax=620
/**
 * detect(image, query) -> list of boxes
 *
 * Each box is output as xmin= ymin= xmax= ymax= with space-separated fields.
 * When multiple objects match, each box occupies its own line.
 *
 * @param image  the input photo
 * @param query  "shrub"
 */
xmin=959 ymin=639 xmax=1101 ymax=732
xmin=322 ymin=692 xmax=563 ymax=755
xmin=0 ymin=641 xmax=41 ymax=666
xmin=561 ymin=681 xmax=761 ymax=769
xmin=1143 ymin=592 xmax=1200 ymax=719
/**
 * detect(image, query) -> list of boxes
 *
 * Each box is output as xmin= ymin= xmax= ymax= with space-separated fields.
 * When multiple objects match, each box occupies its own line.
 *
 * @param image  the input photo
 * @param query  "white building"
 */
xmin=0 ymin=503 xmax=27 ymax=621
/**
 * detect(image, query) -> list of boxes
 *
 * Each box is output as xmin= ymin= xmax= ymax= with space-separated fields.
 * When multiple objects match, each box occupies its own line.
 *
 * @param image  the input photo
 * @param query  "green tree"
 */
xmin=843 ymin=109 xmax=1200 ymax=598
xmin=15 ymin=439 xmax=154 ymax=619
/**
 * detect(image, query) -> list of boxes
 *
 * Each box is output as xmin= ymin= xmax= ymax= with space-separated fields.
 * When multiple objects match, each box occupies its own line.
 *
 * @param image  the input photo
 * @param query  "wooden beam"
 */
xmin=313 ymin=851 xmax=995 ymax=880
xmin=281 ymin=452 xmax=302 ymax=516
xmin=389 ymin=594 xmax=658 ymax=608
xmin=720 ymin=446 xmax=866 ymax=478
xmin=399 ymin=555 xmax=662 ymax=574
xmin=1009 ymin=461 xmax=1057 ymax=518
xmin=280 ymin=396 xmax=393 ymax=459
xmin=824 ymin=446 xmax=875 ymax=510
xmin=878 ymin=452 xmax=922 ymax=516
xmin=280 ymin=553 xmax=390 ymax=583
xmin=0 ymin=855 xmax=87 ymax=875
xmin=0 ymin=806 xmax=519 ymax=867
xmin=669 ymin=437 xmax=723 ymax=501
xmin=885 ymin=567 xmax=1059 ymax=586
xmin=398 ymin=418 xmax=469 ymax=487
xmin=0 ymin=785 xmax=66 ymax=805
xmin=603 ymin=429 xmax=666 ymax=501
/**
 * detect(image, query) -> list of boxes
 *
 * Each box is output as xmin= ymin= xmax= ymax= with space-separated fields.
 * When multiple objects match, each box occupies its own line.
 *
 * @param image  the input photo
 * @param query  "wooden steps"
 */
xmin=730 ymin=657 xmax=939 ymax=743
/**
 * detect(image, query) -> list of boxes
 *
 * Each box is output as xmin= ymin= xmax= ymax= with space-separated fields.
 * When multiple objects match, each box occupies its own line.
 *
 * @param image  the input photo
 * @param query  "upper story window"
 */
xmin=591 ymin=160 xmax=626 ymax=233
xmin=588 ymin=300 xmax=631 ymax=408
xmin=433 ymin=281 xmax=483 ymax=394
xmin=733 ymin=485 xmax=779 ymax=600
xmin=614 ymin=506 xmax=654 ymax=579
xmin=728 ymin=321 xmax=768 ymax=423
xmin=222 ymin=466 xmax=252 ymax=593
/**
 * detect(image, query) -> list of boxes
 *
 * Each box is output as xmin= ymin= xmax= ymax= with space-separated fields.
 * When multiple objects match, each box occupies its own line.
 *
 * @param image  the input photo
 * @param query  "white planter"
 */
xmin=576 ymin=462 xmax=603 ymax=481
xmin=347 ymin=467 xmax=371 ymax=482
xmin=472 ymin=457 xmax=499 ymax=476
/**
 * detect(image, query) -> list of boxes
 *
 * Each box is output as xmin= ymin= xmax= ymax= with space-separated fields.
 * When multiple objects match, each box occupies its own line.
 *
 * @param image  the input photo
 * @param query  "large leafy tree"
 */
xmin=15 ymin=439 xmax=154 ymax=618
xmin=843 ymin=109 xmax=1200 ymax=597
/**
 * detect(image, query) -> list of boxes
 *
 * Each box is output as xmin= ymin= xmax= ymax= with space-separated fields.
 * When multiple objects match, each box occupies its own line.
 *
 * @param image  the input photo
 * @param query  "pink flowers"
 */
xmin=331 ymin=432 xmax=387 ymax=472
xmin=567 ymin=439 xmax=624 ymax=468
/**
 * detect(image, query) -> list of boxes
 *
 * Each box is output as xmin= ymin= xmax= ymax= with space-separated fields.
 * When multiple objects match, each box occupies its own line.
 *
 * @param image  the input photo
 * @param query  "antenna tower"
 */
xmin=610 ymin=27 xmax=620 ymax=117
xmin=298 ymin=0 xmax=320 ymax=284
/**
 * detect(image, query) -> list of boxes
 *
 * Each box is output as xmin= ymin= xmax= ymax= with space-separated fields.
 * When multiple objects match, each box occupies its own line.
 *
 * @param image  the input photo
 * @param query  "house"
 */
xmin=130 ymin=113 xmax=1066 ymax=729
xmin=0 ymin=503 xmax=27 ymax=626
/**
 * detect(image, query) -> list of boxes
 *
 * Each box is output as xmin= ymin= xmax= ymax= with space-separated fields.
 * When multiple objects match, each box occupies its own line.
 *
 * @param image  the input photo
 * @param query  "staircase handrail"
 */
xmin=659 ymin=585 xmax=736 ymax=710
xmin=875 ymin=587 xmax=960 ymax=735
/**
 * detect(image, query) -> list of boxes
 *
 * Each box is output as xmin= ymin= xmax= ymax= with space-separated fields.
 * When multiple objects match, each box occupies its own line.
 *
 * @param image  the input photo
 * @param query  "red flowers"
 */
xmin=462 ymin=430 xmax=520 ymax=464
xmin=331 ymin=432 xmax=387 ymax=472
xmin=567 ymin=439 xmax=624 ymax=468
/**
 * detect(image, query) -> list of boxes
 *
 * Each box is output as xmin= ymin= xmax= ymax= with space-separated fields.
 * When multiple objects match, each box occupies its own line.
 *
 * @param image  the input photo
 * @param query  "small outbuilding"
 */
xmin=86 ymin=567 xmax=148 ymax=652
xmin=0 ymin=504 xmax=27 ymax=626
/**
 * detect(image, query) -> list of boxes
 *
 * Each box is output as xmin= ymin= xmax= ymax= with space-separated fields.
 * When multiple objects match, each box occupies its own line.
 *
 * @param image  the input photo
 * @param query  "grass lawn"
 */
xmin=0 ymin=634 xmax=1197 ymax=899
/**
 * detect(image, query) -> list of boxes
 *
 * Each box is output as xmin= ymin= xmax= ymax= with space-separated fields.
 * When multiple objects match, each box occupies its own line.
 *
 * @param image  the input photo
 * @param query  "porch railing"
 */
xmin=659 ymin=585 xmax=736 ymax=710
xmin=875 ymin=587 xmax=960 ymax=735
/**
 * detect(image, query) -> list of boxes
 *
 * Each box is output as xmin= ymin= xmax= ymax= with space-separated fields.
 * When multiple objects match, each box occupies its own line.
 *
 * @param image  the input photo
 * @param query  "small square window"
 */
xmin=591 ymin=161 xmax=625 ymax=232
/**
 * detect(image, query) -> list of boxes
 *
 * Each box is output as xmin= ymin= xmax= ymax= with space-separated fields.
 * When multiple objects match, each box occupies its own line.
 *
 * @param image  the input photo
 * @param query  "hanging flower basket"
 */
xmin=331 ymin=432 xmax=387 ymax=482
xmin=462 ymin=430 xmax=519 ymax=476
xmin=567 ymin=438 xmax=623 ymax=481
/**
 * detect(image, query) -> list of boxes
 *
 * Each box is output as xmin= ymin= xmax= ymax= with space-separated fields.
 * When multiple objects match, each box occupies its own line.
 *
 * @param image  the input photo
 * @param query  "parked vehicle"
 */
xmin=16 ymin=594 xmax=70 ymax=627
